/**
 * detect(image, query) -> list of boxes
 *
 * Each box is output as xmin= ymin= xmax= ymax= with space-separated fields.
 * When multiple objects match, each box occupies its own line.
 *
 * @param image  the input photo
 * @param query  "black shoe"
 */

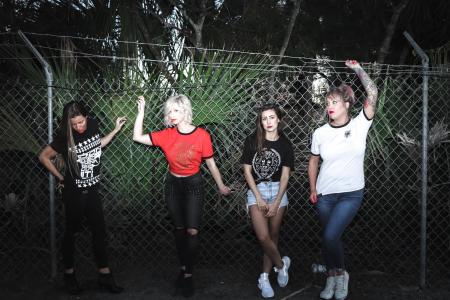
xmin=175 ymin=269 xmax=185 ymax=295
xmin=63 ymin=272 xmax=82 ymax=295
xmin=98 ymin=272 xmax=124 ymax=294
xmin=181 ymin=275 xmax=195 ymax=298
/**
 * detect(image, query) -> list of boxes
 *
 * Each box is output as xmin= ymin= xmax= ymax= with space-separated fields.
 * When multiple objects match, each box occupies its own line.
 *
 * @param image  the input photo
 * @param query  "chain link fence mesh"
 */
xmin=1 ymin=60 xmax=449 ymax=288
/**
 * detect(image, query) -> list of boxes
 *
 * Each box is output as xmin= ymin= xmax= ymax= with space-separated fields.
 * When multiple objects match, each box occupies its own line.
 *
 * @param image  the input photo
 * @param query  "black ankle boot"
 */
xmin=175 ymin=269 xmax=185 ymax=294
xmin=181 ymin=275 xmax=194 ymax=298
xmin=63 ymin=272 xmax=82 ymax=295
xmin=98 ymin=272 xmax=124 ymax=294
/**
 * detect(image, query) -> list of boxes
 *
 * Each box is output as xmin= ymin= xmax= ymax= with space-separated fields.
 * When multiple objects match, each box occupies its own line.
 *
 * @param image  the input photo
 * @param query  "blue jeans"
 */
xmin=316 ymin=189 xmax=364 ymax=270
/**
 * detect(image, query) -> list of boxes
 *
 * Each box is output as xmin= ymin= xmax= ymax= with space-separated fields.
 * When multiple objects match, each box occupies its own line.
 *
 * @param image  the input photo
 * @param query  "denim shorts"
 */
xmin=246 ymin=181 xmax=288 ymax=210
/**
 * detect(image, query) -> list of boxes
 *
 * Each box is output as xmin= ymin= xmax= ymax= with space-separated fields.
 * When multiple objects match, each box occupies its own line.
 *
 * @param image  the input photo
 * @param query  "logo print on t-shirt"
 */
xmin=252 ymin=148 xmax=281 ymax=180
xmin=345 ymin=130 xmax=351 ymax=138
xmin=77 ymin=147 xmax=101 ymax=178
xmin=74 ymin=134 xmax=101 ymax=188
xmin=174 ymin=142 xmax=196 ymax=168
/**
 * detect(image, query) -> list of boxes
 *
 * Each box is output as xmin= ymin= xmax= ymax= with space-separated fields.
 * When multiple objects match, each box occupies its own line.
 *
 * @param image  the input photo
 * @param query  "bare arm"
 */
xmin=243 ymin=164 xmax=267 ymax=211
xmin=346 ymin=60 xmax=378 ymax=119
xmin=100 ymin=117 xmax=127 ymax=148
xmin=274 ymin=166 xmax=290 ymax=205
xmin=308 ymin=154 xmax=320 ymax=204
xmin=204 ymin=157 xmax=231 ymax=196
xmin=133 ymin=96 xmax=152 ymax=145
xmin=38 ymin=145 xmax=64 ymax=182
xmin=265 ymin=166 xmax=291 ymax=217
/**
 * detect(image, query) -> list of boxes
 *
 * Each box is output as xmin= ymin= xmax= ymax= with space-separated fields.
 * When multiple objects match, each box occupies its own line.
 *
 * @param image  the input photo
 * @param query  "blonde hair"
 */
xmin=163 ymin=94 xmax=193 ymax=127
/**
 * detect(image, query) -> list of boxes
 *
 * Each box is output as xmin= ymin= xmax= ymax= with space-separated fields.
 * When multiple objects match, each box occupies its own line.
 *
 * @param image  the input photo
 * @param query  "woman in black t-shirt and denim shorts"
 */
xmin=241 ymin=103 xmax=294 ymax=299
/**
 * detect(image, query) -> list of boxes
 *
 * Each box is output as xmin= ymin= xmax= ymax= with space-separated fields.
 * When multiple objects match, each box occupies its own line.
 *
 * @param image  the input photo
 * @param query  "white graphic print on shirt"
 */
xmin=252 ymin=148 xmax=281 ymax=180
xmin=70 ymin=134 xmax=102 ymax=188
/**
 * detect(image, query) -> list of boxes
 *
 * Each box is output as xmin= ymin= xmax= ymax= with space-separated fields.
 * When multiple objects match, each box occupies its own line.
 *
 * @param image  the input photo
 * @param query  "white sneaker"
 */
xmin=334 ymin=271 xmax=349 ymax=300
xmin=319 ymin=275 xmax=335 ymax=300
xmin=274 ymin=256 xmax=291 ymax=287
xmin=258 ymin=273 xmax=274 ymax=298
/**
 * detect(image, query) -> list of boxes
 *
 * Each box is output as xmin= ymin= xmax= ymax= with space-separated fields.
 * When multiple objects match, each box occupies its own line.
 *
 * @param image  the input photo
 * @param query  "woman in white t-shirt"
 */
xmin=308 ymin=60 xmax=378 ymax=300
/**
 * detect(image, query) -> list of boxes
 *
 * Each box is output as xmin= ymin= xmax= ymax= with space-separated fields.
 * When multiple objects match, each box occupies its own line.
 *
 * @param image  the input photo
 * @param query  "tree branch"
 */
xmin=377 ymin=0 xmax=409 ymax=64
xmin=276 ymin=0 xmax=301 ymax=65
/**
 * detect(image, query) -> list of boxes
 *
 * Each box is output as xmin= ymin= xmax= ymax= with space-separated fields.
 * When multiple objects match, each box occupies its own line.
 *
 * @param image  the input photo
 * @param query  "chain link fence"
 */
xmin=1 ymin=60 xmax=449 ymax=288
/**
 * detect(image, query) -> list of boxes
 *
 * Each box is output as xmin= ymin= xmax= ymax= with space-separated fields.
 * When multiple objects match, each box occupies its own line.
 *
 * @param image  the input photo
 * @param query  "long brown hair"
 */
xmin=59 ymin=101 xmax=88 ymax=176
xmin=255 ymin=103 xmax=285 ymax=153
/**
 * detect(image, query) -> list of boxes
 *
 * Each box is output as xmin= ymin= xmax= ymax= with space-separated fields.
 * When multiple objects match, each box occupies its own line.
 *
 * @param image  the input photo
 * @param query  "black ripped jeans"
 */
xmin=165 ymin=172 xmax=204 ymax=274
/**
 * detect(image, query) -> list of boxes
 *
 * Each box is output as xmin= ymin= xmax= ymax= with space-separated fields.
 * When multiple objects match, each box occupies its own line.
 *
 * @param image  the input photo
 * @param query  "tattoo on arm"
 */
xmin=356 ymin=68 xmax=378 ymax=108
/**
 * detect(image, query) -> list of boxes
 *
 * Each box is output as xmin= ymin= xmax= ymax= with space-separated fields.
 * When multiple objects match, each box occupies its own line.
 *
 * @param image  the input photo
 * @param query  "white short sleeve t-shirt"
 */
xmin=311 ymin=110 xmax=373 ymax=195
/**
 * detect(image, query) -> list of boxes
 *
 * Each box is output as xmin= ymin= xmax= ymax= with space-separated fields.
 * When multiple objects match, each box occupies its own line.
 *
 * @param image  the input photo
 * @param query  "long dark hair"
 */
xmin=255 ymin=103 xmax=285 ymax=153
xmin=59 ymin=101 xmax=88 ymax=176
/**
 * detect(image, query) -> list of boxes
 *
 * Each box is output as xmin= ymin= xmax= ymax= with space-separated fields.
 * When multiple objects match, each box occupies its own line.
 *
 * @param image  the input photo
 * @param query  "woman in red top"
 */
xmin=133 ymin=94 xmax=231 ymax=297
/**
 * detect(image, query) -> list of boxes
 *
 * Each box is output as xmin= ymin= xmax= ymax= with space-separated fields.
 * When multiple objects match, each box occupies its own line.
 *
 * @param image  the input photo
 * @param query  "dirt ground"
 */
xmin=2 ymin=264 xmax=450 ymax=300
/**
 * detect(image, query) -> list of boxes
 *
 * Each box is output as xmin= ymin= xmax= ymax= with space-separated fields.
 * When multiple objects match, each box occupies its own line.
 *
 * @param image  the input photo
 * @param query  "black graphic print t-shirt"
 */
xmin=241 ymin=134 xmax=294 ymax=182
xmin=50 ymin=117 xmax=102 ymax=191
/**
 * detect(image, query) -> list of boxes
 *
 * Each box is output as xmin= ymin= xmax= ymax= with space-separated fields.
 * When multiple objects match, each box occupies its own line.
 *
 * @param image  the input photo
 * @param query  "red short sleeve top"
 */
xmin=149 ymin=127 xmax=214 ymax=176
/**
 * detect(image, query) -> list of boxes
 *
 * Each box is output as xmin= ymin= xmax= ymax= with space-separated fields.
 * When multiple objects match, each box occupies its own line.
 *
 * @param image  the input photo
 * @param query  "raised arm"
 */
xmin=204 ymin=157 xmax=231 ymax=196
xmin=100 ymin=117 xmax=126 ymax=148
xmin=133 ymin=96 xmax=152 ymax=145
xmin=346 ymin=60 xmax=378 ymax=119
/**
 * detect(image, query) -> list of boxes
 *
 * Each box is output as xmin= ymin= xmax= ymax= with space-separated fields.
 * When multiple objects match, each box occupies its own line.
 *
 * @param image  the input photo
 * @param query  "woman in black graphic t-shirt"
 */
xmin=38 ymin=101 xmax=126 ymax=295
xmin=241 ymin=103 xmax=294 ymax=299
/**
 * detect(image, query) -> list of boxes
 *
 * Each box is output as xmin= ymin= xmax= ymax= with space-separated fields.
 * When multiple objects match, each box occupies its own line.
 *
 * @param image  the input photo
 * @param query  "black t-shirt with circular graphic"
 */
xmin=50 ymin=117 xmax=102 ymax=191
xmin=241 ymin=134 xmax=294 ymax=182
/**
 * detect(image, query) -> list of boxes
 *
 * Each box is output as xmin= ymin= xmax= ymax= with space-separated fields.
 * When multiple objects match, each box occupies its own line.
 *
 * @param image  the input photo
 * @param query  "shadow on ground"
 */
xmin=2 ymin=265 xmax=450 ymax=300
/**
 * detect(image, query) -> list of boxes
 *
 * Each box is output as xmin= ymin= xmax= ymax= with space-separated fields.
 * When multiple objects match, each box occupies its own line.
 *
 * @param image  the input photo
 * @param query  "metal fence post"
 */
xmin=17 ymin=30 xmax=56 ymax=280
xmin=403 ymin=31 xmax=430 ymax=289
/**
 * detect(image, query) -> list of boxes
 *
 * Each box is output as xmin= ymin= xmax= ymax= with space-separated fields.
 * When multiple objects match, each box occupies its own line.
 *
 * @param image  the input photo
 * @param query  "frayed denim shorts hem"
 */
xmin=246 ymin=181 xmax=288 ymax=211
